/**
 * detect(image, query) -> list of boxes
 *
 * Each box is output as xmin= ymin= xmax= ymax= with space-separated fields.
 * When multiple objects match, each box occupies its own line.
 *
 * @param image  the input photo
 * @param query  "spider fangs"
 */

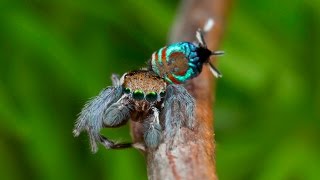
xmin=73 ymin=70 xmax=195 ymax=153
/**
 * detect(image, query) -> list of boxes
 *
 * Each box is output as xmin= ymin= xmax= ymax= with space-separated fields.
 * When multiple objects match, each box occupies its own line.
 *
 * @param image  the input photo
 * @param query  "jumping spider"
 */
xmin=73 ymin=70 xmax=195 ymax=153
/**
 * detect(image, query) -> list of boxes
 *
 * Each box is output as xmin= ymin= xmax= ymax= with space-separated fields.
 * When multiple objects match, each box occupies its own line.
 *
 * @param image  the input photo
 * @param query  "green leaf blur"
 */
xmin=0 ymin=0 xmax=319 ymax=180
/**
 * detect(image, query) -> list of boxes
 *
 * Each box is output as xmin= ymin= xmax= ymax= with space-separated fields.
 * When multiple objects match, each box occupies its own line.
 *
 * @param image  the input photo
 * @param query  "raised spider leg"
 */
xmin=196 ymin=18 xmax=214 ymax=48
xmin=196 ymin=29 xmax=207 ymax=48
xmin=111 ymin=74 xmax=121 ymax=86
xmin=195 ymin=28 xmax=223 ymax=78
xmin=162 ymin=84 xmax=195 ymax=137
xmin=143 ymin=107 xmax=162 ymax=148
xmin=195 ymin=25 xmax=224 ymax=56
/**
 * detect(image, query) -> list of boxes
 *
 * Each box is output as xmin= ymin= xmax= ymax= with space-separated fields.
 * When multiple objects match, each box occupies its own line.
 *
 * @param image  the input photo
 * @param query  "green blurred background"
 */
xmin=0 ymin=0 xmax=319 ymax=179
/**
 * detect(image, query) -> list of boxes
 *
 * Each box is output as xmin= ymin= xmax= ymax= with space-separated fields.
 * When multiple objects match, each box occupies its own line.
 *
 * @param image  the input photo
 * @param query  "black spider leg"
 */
xmin=196 ymin=28 xmax=225 ymax=56
xmin=98 ymin=134 xmax=132 ymax=149
xmin=195 ymin=28 xmax=224 ymax=78
xmin=97 ymin=118 xmax=133 ymax=150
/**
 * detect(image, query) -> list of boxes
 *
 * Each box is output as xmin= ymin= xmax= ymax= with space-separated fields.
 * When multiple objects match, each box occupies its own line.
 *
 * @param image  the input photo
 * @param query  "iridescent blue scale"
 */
xmin=149 ymin=41 xmax=213 ymax=84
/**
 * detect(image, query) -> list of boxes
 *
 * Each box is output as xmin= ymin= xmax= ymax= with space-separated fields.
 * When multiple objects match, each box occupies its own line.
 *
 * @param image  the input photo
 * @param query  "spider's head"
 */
xmin=120 ymin=70 xmax=167 ymax=110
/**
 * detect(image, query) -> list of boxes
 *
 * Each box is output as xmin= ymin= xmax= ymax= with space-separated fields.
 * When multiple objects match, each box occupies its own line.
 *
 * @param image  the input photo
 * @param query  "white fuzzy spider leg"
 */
xmin=73 ymin=86 xmax=123 ymax=136
xmin=73 ymin=85 xmax=123 ymax=153
xmin=111 ymin=74 xmax=121 ymax=86
xmin=162 ymin=85 xmax=195 ymax=137
xmin=143 ymin=107 xmax=162 ymax=148
xmin=103 ymin=95 xmax=132 ymax=127
xmin=84 ymin=94 xmax=133 ymax=151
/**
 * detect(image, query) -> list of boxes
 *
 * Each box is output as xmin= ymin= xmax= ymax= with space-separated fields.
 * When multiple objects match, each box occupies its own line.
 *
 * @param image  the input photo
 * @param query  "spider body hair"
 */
xmin=74 ymin=70 xmax=196 ymax=152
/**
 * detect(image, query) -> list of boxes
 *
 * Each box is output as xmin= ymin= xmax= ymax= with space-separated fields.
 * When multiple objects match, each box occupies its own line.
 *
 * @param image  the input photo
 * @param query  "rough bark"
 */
xmin=131 ymin=0 xmax=230 ymax=179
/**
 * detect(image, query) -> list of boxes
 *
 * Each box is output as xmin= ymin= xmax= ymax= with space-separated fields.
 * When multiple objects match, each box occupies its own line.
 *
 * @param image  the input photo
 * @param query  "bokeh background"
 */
xmin=0 ymin=0 xmax=319 ymax=179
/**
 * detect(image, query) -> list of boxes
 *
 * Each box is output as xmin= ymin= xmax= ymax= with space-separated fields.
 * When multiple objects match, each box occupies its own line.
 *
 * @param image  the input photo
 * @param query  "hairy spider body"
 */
xmin=149 ymin=29 xmax=224 ymax=84
xmin=122 ymin=70 xmax=166 ymax=112
xmin=73 ymin=70 xmax=195 ymax=152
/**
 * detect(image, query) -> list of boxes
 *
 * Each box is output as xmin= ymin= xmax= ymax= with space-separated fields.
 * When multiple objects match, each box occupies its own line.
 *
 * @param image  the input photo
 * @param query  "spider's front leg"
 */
xmin=103 ymin=95 xmax=132 ymax=127
xmin=74 ymin=74 xmax=133 ymax=152
xmin=94 ymin=95 xmax=132 ymax=150
xmin=143 ymin=107 xmax=162 ymax=148
xmin=73 ymin=85 xmax=125 ymax=152
xmin=111 ymin=74 xmax=121 ymax=86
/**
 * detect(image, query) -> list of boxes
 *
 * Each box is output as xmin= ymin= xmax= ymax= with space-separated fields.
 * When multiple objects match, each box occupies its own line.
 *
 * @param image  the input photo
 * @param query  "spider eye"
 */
xmin=124 ymin=87 xmax=131 ymax=94
xmin=132 ymin=90 xmax=144 ymax=100
xmin=159 ymin=91 xmax=166 ymax=98
xmin=146 ymin=92 xmax=157 ymax=102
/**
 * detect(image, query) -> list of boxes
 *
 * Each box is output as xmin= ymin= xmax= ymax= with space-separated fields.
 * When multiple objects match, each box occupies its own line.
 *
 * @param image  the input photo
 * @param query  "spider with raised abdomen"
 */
xmin=148 ymin=19 xmax=224 ymax=84
xmin=73 ymin=70 xmax=195 ymax=153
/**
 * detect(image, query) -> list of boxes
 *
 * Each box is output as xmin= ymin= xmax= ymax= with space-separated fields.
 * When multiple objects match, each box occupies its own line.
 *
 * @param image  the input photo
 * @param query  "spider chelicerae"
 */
xmin=73 ymin=70 xmax=195 ymax=153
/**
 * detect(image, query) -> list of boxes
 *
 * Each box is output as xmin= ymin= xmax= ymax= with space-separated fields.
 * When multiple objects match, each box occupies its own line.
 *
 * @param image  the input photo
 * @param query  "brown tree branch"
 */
xmin=131 ymin=0 xmax=230 ymax=179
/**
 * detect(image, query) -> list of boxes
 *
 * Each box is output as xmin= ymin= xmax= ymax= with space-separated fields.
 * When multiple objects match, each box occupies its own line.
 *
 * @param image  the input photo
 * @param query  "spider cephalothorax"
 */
xmin=121 ymin=70 xmax=166 ymax=112
xmin=73 ymin=70 xmax=195 ymax=152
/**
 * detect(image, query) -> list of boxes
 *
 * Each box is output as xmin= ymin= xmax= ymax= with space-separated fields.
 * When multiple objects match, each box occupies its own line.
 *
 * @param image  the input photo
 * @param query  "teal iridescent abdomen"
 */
xmin=149 ymin=42 xmax=211 ymax=84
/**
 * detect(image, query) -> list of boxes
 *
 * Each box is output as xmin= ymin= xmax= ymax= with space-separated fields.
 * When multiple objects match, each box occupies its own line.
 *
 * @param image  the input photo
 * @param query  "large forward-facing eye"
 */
xmin=146 ymin=92 xmax=157 ymax=102
xmin=132 ymin=90 xmax=144 ymax=101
